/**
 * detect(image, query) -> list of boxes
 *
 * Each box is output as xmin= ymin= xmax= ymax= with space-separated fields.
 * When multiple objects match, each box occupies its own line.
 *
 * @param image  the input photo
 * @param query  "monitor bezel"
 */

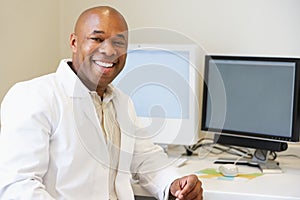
xmin=201 ymin=55 xmax=300 ymax=143
xmin=113 ymin=43 xmax=201 ymax=145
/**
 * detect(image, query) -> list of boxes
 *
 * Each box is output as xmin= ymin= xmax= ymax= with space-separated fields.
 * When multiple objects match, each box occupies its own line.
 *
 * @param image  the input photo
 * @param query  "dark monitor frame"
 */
xmin=201 ymin=55 xmax=300 ymax=152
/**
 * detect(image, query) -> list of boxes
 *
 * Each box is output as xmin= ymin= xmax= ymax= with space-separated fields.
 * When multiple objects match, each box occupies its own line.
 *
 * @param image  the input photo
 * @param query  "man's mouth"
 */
xmin=94 ymin=60 xmax=114 ymax=68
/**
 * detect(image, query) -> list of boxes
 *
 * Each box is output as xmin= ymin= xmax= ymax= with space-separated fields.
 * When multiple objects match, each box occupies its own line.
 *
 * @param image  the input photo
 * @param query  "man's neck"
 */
xmin=67 ymin=61 xmax=107 ymax=98
xmin=96 ymin=87 xmax=106 ymax=99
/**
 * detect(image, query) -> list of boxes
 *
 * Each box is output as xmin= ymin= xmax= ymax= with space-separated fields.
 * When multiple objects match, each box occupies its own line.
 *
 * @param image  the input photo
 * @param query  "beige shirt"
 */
xmin=90 ymin=86 xmax=121 ymax=200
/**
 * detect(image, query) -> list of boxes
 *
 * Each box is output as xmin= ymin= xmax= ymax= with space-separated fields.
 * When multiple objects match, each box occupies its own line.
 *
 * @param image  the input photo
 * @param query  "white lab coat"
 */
xmin=0 ymin=59 xmax=180 ymax=200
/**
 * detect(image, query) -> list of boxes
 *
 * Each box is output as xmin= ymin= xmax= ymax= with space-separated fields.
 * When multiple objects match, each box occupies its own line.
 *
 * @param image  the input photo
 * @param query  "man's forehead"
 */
xmin=75 ymin=10 xmax=128 ymax=35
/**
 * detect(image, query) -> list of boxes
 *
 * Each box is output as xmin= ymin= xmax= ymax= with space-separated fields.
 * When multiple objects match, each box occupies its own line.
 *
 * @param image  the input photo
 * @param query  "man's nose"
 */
xmin=98 ymin=39 xmax=117 ymax=57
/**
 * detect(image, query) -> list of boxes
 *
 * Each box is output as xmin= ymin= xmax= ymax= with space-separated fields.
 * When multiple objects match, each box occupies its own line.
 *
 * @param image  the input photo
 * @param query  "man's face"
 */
xmin=70 ymin=10 xmax=128 ymax=92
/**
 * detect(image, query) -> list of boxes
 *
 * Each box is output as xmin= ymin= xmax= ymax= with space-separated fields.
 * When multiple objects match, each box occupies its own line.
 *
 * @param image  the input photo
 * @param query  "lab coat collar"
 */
xmin=56 ymin=59 xmax=92 ymax=98
xmin=56 ymin=59 xmax=118 ymax=100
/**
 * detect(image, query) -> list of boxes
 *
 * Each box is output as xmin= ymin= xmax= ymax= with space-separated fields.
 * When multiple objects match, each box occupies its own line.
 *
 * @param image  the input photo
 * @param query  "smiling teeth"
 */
xmin=95 ymin=61 xmax=113 ymax=68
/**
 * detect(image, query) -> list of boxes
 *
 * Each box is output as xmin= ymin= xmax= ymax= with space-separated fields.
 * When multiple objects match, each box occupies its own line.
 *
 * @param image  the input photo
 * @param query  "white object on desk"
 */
xmin=172 ymin=157 xmax=188 ymax=167
xmin=218 ymin=164 xmax=239 ymax=177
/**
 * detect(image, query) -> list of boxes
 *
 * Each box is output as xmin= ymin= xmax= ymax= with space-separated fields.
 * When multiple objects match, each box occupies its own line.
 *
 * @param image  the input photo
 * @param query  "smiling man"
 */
xmin=0 ymin=6 xmax=203 ymax=200
xmin=71 ymin=7 xmax=129 ymax=96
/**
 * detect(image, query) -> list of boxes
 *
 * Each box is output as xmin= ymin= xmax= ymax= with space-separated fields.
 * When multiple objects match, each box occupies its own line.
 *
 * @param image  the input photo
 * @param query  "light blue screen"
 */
xmin=113 ymin=49 xmax=190 ymax=119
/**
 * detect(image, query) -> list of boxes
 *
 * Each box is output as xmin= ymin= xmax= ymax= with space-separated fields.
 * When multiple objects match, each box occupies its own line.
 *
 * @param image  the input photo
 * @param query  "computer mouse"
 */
xmin=219 ymin=164 xmax=239 ymax=177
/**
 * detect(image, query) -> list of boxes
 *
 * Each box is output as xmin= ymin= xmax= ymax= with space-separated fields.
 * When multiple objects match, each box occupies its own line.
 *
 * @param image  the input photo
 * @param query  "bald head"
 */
xmin=74 ymin=6 xmax=128 ymax=35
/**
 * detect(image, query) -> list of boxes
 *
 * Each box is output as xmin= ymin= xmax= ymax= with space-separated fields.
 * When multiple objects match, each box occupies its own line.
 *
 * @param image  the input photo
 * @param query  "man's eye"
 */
xmin=90 ymin=37 xmax=103 ymax=42
xmin=113 ymin=41 xmax=126 ymax=47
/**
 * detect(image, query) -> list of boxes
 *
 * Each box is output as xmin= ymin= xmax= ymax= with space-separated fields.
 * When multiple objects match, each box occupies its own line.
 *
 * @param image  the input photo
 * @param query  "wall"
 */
xmin=59 ymin=0 xmax=300 ymax=58
xmin=0 ymin=0 xmax=60 ymax=101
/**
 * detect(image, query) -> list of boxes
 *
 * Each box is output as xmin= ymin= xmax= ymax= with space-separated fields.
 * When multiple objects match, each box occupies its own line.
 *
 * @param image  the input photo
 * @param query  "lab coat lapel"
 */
xmin=72 ymin=92 xmax=110 ymax=166
xmin=113 ymin=92 xmax=135 ymax=200
xmin=113 ymin=92 xmax=135 ymax=172
xmin=115 ymin=131 xmax=135 ymax=198
xmin=56 ymin=60 xmax=110 ymax=165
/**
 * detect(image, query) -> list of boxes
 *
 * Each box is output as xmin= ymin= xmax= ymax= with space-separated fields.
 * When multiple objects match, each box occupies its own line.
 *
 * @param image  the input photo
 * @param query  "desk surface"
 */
xmin=133 ymin=143 xmax=300 ymax=200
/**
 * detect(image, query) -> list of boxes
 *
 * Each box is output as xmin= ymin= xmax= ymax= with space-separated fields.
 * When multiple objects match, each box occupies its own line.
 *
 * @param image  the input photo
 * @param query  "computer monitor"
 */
xmin=201 ymin=55 xmax=300 ymax=172
xmin=113 ymin=44 xmax=201 ymax=145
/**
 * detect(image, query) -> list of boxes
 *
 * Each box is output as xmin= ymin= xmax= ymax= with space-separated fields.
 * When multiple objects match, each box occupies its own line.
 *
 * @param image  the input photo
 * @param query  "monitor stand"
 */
xmin=214 ymin=149 xmax=283 ymax=174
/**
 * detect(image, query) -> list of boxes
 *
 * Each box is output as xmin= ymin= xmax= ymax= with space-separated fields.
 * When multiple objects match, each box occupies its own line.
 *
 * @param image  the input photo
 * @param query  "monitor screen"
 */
xmin=113 ymin=44 xmax=200 ymax=145
xmin=201 ymin=55 xmax=300 ymax=151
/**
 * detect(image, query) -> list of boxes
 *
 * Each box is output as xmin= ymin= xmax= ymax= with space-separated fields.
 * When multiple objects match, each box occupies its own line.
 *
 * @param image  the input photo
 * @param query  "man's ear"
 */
xmin=70 ymin=33 xmax=77 ymax=53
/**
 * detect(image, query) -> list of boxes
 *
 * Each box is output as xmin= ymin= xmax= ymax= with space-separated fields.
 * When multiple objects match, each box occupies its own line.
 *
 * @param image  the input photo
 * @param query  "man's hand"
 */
xmin=169 ymin=174 xmax=203 ymax=200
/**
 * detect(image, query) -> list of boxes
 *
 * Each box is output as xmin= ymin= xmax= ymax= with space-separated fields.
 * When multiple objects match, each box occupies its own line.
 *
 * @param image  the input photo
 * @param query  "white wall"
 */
xmin=59 ymin=0 xmax=300 ymax=58
xmin=0 ymin=0 xmax=60 ymax=101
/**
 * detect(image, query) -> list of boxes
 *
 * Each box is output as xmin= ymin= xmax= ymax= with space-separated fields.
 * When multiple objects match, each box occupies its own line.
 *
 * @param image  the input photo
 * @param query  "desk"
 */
xmin=133 ymin=144 xmax=300 ymax=200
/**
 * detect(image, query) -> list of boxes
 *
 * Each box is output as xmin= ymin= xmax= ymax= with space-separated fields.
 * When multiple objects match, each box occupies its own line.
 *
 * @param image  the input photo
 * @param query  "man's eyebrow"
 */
xmin=115 ymin=33 xmax=126 ymax=40
xmin=92 ymin=30 xmax=105 ymax=34
xmin=91 ymin=30 xmax=126 ymax=40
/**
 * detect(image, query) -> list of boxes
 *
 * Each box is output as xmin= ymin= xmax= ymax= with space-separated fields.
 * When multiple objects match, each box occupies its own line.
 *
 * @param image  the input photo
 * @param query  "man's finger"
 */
xmin=179 ymin=176 xmax=198 ymax=195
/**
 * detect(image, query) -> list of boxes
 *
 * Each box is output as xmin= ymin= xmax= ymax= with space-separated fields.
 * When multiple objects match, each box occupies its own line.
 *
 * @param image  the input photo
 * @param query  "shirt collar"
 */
xmin=89 ymin=84 xmax=115 ymax=104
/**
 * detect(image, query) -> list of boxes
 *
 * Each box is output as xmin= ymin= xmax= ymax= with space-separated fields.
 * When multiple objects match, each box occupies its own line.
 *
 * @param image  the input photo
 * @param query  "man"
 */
xmin=0 ymin=6 xmax=203 ymax=200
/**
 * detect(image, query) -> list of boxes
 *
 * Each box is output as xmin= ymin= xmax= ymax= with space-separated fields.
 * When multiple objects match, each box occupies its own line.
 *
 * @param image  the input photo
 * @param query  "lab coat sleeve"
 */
xmin=131 ymin=138 xmax=181 ymax=200
xmin=0 ymin=82 xmax=56 ymax=199
xmin=127 ymin=98 xmax=181 ymax=200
